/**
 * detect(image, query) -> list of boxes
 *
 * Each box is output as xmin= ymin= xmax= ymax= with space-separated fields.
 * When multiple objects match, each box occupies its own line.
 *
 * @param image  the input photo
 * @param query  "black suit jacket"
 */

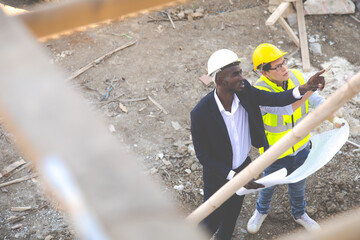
xmin=190 ymin=80 xmax=298 ymax=191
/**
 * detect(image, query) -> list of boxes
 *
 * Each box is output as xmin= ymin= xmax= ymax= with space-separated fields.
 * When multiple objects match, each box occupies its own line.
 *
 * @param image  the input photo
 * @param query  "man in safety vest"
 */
xmin=247 ymin=43 xmax=345 ymax=233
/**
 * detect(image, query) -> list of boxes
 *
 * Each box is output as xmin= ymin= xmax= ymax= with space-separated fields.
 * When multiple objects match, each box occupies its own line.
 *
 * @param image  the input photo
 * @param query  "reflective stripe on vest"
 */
xmin=254 ymin=71 xmax=307 ymax=133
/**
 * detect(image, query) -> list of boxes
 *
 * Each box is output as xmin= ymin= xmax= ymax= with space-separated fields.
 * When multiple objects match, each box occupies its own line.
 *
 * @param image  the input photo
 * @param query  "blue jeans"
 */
xmin=256 ymin=144 xmax=310 ymax=218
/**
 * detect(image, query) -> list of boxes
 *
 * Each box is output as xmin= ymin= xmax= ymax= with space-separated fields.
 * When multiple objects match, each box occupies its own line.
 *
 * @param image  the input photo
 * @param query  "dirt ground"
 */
xmin=1 ymin=0 xmax=360 ymax=239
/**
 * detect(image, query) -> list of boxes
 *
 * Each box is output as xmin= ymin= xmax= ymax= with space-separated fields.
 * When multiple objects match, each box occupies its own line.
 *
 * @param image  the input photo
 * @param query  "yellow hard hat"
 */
xmin=252 ymin=43 xmax=287 ymax=71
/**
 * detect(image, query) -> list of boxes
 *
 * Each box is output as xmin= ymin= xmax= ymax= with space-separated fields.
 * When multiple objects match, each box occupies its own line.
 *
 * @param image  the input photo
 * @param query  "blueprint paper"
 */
xmin=236 ymin=121 xmax=349 ymax=196
xmin=235 ymin=168 xmax=287 ymax=196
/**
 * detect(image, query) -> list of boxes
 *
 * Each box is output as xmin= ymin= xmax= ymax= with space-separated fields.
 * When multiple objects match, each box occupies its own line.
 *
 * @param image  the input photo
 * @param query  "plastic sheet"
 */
xmin=236 ymin=121 xmax=349 ymax=196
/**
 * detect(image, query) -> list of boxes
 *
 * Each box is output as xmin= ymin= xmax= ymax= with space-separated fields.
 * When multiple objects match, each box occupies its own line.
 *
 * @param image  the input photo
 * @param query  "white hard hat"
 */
xmin=207 ymin=49 xmax=240 ymax=76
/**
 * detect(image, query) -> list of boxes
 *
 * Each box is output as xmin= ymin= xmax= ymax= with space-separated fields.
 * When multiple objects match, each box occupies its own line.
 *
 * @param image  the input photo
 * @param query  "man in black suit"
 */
xmin=190 ymin=49 xmax=324 ymax=240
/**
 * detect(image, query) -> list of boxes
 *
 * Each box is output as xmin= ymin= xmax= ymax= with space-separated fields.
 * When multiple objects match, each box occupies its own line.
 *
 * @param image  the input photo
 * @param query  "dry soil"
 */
xmin=0 ymin=0 xmax=360 ymax=239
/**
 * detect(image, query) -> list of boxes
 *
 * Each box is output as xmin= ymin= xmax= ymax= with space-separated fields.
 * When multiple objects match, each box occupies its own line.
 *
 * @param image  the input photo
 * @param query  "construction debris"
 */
xmin=11 ymin=224 xmax=22 ymax=230
xmin=304 ymin=0 xmax=356 ymax=15
xmin=67 ymin=40 xmax=137 ymax=81
xmin=350 ymin=15 xmax=360 ymax=23
xmin=10 ymin=206 xmax=32 ymax=212
xmin=5 ymin=205 xmax=46 ymax=224
xmin=0 ymin=159 xmax=26 ymax=178
xmin=171 ymin=121 xmax=182 ymax=130
xmin=166 ymin=12 xmax=176 ymax=29
xmin=199 ymin=75 xmax=213 ymax=86
xmin=1 ymin=0 xmax=360 ymax=239
xmin=148 ymin=96 xmax=168 ymax=114
xmin=149 ymin=7 xmax=205 ymax=22
xmin=119 ymin=102 xmax=128 ymax=113
xmin=108 ymin=124 xmax=116 ymax=133
xmin=0 ymin=174 xmax=37 ymax=188
xmin=8 ymin=216 xmax=25 ymax=224
xmin=44 ymin=235 xmax=54 ymax=240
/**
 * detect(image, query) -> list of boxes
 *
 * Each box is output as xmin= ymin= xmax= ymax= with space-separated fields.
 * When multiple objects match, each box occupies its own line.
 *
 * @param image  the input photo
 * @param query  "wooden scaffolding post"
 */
xmin=296 ymin=0 xmax=311 ymax=71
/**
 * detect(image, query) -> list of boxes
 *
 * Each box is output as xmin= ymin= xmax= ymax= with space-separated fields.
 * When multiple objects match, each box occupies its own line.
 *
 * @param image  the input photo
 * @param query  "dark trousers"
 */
xmin=200 ymin=157 xmax=251 ymax=240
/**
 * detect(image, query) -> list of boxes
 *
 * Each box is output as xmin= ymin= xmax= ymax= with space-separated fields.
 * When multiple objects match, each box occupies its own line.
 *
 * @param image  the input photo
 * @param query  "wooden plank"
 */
xmin=18 ymin=0 xmax=180 ymax=38
xmin=296 ymin=0 xmax=311 ymax=72
xmin=278 ymin=16 xmax=300 ymax=48
xmin=266 ymin=2 xmax=290 ymax=25
xmin=0 ymin=12 xmax=206 ymax=240
xmin=199 ymin=75 xmax=213 ymax=86
xmin=0 ymin=159 xmax=26 ymax=178
xmin=0 ymin=175 xmax=36 ymax=188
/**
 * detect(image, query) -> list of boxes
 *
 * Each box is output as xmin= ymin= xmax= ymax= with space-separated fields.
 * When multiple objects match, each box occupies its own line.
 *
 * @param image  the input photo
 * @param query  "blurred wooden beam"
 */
xmin=18 ymin=0 xmax=182 ymax=38
xmin=0 ymin=11 xmax=205 ymax=240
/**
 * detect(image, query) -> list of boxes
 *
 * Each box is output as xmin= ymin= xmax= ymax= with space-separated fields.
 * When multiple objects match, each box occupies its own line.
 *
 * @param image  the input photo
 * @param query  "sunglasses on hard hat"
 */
xmin=267 ymin=58 xmax=288 ymax=72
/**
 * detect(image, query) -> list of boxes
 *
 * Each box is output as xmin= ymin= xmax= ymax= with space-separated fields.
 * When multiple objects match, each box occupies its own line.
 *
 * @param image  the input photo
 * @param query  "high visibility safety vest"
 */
xmin=254 ymin=69 xmax=310 ymax=159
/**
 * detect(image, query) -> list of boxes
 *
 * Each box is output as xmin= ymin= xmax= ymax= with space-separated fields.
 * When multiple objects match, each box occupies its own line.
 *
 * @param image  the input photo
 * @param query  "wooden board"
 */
xmin=278 ymin=16 xmax=300 ymax=48
xmin=266 ymin=2 xmax=290 ymax=25
xmin=199 ymin=75 xmax=213 ymax=86
xmin=0 ymin=11 xmax=205 ymax=240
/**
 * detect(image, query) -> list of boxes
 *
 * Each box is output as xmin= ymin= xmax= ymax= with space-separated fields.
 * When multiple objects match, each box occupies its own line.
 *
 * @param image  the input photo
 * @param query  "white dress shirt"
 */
xmin=214 ymin=90 xmax=251 ymax=180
